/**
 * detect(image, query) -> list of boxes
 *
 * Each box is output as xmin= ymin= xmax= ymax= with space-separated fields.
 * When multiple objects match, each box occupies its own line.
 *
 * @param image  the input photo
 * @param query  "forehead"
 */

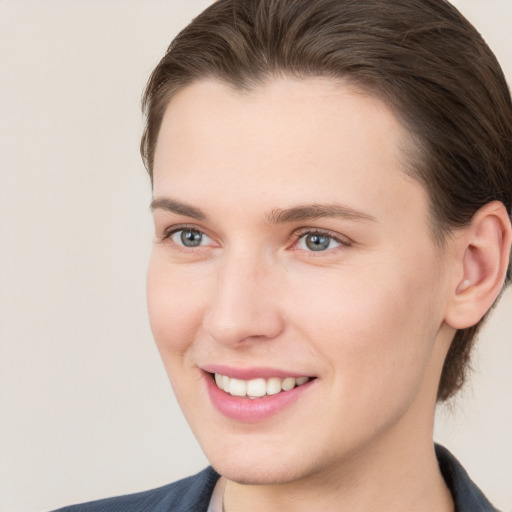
xmin=153 ymin=77 xmax=429 ymax=233
xmin=155 ymin=77 xmax=407 ymax=169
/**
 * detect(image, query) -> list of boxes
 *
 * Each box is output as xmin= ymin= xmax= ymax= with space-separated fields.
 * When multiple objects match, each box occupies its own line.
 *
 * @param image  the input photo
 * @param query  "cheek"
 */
xmin=289 ymin=254 xmax=444 ymax=390
xmin=146 ymin=254 xmax=206 ymax=357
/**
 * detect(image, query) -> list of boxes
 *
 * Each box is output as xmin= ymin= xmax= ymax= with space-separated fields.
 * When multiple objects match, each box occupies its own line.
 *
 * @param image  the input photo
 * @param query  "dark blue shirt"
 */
xmin=53 ymin=445 xmax=500 ymax=511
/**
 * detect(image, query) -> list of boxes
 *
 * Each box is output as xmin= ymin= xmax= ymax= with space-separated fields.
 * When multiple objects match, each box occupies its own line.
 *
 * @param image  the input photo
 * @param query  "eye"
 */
xmin=168 ymin=228 xmax=212 ymax=248
xmin=296 ymin=231 xmax=343 ymax=252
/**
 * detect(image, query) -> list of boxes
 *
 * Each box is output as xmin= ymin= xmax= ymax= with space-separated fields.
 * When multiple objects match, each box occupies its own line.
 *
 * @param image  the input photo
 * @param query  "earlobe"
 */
xmin=445 ymin=201 xmax=512 ymax=330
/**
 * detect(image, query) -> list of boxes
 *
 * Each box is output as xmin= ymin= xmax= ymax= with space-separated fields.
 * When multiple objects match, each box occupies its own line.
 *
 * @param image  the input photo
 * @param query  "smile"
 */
xmin=204 ymin=369 xmax=317 ymax=422
xmin=214 ymin=373 xmax=311 ymax=398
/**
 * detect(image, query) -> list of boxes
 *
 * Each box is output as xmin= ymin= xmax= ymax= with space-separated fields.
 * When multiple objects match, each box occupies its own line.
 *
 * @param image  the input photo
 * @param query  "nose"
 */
xmin=202 ymin=252 xmax=285 ymax=347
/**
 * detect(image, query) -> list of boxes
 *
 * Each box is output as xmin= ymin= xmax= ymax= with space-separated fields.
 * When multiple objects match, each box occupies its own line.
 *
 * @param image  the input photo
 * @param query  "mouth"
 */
xmin=202 ymin=367 xmax=317 ymax=422
xmin=212 ymin=373 xmax=312 ymax=399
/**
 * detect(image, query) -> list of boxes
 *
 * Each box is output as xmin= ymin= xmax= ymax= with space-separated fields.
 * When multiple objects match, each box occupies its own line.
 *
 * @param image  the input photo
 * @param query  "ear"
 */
xmin=445 ymin=201 xmax=512 ymax=329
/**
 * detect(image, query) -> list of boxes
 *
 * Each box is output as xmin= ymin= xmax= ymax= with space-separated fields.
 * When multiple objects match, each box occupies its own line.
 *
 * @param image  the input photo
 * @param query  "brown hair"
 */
xmin=141 ymin=0 xmax=512 ymax=401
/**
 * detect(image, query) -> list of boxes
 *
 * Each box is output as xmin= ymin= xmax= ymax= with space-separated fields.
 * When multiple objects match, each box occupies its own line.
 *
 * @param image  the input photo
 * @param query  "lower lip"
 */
xmin=204 ymin=373 xmax=315 ymax=423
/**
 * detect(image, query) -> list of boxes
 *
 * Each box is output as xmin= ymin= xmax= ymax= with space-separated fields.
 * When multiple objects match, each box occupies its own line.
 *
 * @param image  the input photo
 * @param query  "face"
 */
xmin=148 ymin=78 xmax=454 ymax=485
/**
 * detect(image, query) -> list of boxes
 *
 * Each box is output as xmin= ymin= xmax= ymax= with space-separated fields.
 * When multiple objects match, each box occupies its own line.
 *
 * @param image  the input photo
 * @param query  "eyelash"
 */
xmin=291 ymin=228 xmax=351 ymax=254
xmin=160 ymin=225 xmax=351 ymax=254
xmin=160 ymin=224 xmax=213 ymax=250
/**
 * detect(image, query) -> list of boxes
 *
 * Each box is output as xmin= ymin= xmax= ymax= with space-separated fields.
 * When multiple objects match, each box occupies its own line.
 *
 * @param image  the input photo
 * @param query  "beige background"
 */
xmin=0 ymin=1 xmax=510 ymax=511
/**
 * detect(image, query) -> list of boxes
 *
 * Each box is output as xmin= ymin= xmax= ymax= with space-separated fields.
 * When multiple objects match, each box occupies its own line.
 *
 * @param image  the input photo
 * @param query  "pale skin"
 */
xmin=147 ymin=78 xmax=511 ymax=512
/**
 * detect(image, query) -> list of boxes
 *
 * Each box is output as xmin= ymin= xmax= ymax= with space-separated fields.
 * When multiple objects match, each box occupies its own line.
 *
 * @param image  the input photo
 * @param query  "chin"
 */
xmin=198 ymin=434 xmax=328 ymax=485
xmin=211 ymin=458 xmax=315 ymax=486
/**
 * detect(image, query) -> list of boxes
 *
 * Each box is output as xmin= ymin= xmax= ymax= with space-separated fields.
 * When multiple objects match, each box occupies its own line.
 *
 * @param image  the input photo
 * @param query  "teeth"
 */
xmin=221 ymin=375 xmax=230 ymax=393
xmin=267 ymin=377 xmax=282 ymax=395
xmin=229 ymin=378 xmax=247 ymax=397
xmin=247 ymin=378 xmax=266 ymax=397
xmin=213 ymin=373 xmax=311 ymax=398
xmin=281 ymin=377 xmax=296 ymax=391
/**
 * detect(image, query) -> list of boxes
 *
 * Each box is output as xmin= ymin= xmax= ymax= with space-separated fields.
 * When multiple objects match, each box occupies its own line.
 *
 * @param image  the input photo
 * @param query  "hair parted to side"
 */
xmin=141 ymin=0 xmax=512 ymax=402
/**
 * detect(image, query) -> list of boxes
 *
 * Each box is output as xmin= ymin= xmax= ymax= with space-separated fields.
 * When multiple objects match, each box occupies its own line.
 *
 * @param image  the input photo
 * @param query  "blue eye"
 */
xmin=170 ymin=228 xmax=211 ymax=248
xmin=297 ymin=232 xmax=342 ymax=252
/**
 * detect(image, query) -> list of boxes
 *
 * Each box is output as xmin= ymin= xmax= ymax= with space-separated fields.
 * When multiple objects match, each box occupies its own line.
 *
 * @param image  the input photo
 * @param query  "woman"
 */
xmin=55 ymin=0 xmax=512 ymax=510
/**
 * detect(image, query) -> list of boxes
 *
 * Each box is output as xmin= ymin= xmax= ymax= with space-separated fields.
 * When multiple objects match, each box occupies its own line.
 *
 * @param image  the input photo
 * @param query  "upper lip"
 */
xmin=201 ymin=364 xmax=314 ymax=380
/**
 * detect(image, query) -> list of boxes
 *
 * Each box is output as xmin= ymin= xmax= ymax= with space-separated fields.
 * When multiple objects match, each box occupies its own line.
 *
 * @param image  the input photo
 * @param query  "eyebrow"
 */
xmin=267 ymin=203 xmax=377 ymax=224
xmin=150 ymin=197 xmax=207 ymax=220
xmin=150 ymin=197 xmax=376 ymax=224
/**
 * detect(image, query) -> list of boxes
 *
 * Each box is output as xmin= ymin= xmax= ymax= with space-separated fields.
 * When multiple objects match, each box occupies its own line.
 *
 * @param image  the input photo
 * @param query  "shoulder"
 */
xmin=435 ymin=444 xmax=501 ymax=512
xmin=52 ymin=466 xmax=220 ymax=512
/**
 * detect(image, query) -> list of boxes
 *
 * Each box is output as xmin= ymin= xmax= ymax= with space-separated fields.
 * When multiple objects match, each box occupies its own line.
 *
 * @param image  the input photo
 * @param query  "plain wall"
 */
xmin=0 ymin=1 xmax=510 ymax=511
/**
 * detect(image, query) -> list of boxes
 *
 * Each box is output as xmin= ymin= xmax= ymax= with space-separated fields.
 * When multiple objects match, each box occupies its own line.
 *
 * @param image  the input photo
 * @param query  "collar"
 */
xmin=435 ymin=444 xmax=500 ymax=512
